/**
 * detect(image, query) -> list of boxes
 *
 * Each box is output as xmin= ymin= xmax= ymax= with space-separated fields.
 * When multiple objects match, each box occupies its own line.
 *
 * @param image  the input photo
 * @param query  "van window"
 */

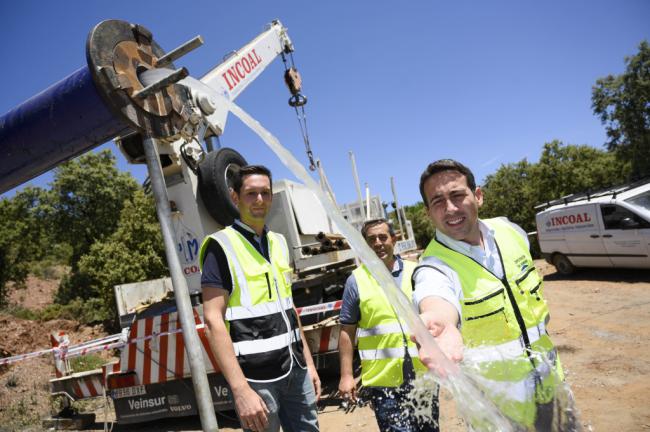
xmin=626 ymin=190 xmax=650 ymax=211
xmin=600 ymin=205 xmax=650 ymax=230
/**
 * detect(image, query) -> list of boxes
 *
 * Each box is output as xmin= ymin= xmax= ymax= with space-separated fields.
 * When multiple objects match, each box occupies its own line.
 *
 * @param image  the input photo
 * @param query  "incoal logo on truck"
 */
xmin=541 ymin=210 xmax=597 ymax=233
xmin=546 ymin=212 xmax=592 ymax=227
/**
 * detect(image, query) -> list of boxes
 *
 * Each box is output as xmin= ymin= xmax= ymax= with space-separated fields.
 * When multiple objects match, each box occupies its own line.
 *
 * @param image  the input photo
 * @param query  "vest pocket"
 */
xmin=515 ymin=267 xmax=543 ymax=299
xmin=461 ymin=287 xmax=505 ymax=321
xmin=513 ymin=267 xmax=550 ymax=327
xmin=462 ymin=287 xmax=517 ymax=347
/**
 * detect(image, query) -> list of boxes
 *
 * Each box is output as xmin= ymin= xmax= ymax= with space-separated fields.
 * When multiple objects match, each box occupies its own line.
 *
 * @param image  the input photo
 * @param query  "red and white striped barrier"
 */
xmin=0 ymin=301 xmax=343 ymax=368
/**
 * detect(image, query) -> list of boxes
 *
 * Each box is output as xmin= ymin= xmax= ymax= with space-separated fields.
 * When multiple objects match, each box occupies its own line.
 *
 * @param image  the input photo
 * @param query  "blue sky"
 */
xmin=1 ymin=1 xmax=648 ymax=206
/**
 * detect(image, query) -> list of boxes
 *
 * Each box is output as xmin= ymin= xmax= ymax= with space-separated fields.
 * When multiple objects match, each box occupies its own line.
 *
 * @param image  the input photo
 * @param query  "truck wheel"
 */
xmin=197 ymin=148 xmax=247 ymax=226
xmin=552 ymin=253 xmax=575 ymax=275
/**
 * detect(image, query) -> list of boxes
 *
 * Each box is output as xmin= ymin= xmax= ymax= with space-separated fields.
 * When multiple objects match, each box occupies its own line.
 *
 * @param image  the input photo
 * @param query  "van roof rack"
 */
xmin=534 ymin=177 xmax=650 ymax=211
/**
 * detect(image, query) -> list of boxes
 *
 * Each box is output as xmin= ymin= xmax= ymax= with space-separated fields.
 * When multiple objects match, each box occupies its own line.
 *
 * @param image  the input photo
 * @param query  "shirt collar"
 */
xmin=234 ymin=219 xmax=268 ymax=237
xmin=391 ymin=255 xmax=403 ymax=276
xmin=435 ymin=219 xmax=494 ymax=254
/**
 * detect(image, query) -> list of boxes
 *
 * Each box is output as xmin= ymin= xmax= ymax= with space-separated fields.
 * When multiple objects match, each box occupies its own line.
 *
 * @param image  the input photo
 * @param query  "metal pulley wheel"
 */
xmin=86 ymin=20 xmax=193 ymax=138
xmin=285 ymin=67 xmax=308 ymax=107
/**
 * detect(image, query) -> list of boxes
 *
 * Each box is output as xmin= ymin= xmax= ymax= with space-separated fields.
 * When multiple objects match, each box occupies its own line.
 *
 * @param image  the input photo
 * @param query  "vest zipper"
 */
xmin=272 ymin=273 xmax=303 ymax=368
xmin=264 ymin=273 xmax=272 ymax=299
xmin=493 ymin=241 xmax=537 ymax=369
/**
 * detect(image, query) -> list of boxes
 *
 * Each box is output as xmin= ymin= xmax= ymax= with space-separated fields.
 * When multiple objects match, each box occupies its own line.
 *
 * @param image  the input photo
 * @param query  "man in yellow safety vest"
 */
xmin=413 ymin=159 xmax=570 ymax=430
xmin=201 ymin=165 xmax=320 ymax=432
xmin=338 ymin=218 xmax=438 ymax=432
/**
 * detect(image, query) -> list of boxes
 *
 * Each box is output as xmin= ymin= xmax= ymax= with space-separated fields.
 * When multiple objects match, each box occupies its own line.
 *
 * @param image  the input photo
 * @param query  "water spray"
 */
xmin=228 ymin=101 xmax=521 ymax=431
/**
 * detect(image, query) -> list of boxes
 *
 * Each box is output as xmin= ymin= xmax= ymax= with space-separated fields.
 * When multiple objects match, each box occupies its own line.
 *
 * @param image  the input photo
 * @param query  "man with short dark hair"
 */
xmin=200 ymin=165 xmax=320 ymax=432
xmin=338 ymin=218 xmax=439 ymax=432
xmin=414 ymin=159 xmax=565 ymax=430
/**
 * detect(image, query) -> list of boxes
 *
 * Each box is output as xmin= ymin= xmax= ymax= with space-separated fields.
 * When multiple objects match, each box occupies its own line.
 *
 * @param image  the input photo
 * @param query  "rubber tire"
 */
xmin=197 ymin=148 xmax=247 ymax=226
xmin=552 ymin=253 xmax=575 ymax=275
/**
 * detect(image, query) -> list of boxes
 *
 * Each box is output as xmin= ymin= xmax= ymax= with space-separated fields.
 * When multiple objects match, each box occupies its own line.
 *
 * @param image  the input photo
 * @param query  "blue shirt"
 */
xmin=201 ymin=220 xmax=269 ymax=294
xmin=339 ymin=256 xmax=405 ymax=325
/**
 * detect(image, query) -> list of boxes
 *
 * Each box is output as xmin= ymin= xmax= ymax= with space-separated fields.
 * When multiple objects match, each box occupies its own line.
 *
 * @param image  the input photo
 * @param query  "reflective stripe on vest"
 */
xmin=226 ymin=297 xmax=294 ymax=321
xmin=355 ymin=260 xmax=426 ymax=387
xmin=464 ymin=322 xmax=546 ymax=364
xmin=418 ymin=218 xmax=562 ymax=426
xmin=358 ymin=346 xmax=419 ymax=361
xmin=233 ymin=328 xmax=301 ymax=356
xmin=357 ymin=322 xmax=410 ymax=338
xmin=212 ymin=230 xmax=251 ymax=304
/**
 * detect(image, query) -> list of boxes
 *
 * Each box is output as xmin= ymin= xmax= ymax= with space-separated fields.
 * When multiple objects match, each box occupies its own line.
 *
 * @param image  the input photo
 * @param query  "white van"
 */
xmin=535 ymin=179 xmax=650 ymax=274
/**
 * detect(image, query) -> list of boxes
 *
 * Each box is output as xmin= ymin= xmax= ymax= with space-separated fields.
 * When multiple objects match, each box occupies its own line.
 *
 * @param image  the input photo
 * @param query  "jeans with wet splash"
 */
xmin=369 ymin=383 xmax=439 ymax=432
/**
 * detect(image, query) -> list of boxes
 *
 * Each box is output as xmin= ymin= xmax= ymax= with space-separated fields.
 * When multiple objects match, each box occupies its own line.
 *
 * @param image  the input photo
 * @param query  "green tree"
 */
xmin=481 ymin=159 xmax=536 ymax=233
xmin=531 ymin=141 xmax=628 ymax=205
xmin=56 ymin=189 xmax=167 ymax=320
xmin=0 ymin=187 xmax=53 ymax=306
xmin=480 ymin=142 xmax=628 ymax=257
xmin=401 ymin=202 xmax=435 ymax=249
xmin=49 ymin=150 xmax=138 ymax=265
xmin=592 ymin=40 xmax=650 ymax=179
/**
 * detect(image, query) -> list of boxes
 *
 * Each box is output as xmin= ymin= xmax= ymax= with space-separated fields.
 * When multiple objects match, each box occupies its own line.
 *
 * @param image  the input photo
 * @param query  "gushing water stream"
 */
xmin=228 ymin=101 xmax=580 ymax=431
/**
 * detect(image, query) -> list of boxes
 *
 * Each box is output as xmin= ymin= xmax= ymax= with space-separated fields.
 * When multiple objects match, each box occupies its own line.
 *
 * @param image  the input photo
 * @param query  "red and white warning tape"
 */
xmin=0 ymin=346 xmax=64 ymax=366
xmin=295 ymin=300 xmax=342 ymax=317
xmin=0 ymin=300 xmax=343 ymax=367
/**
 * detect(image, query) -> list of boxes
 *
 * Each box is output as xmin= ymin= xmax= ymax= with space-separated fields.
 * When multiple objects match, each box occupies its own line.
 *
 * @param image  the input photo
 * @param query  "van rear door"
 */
xmin=599 ymin=204 xmax=650 ymax=269
xmin=561 ymin=204 xmax=613 ymax=268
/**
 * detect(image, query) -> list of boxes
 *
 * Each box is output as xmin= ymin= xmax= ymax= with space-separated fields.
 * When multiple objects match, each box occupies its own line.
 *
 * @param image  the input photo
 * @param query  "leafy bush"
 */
xmin=30 ymin=261 xmax=68 ymax=280
xmin=39 ymin=298 xmax=109 ymax=324
xmin=3 ymin=305 xmax=38 ymax=320
xmin=3 ymin=298 xmax=109 ymax=325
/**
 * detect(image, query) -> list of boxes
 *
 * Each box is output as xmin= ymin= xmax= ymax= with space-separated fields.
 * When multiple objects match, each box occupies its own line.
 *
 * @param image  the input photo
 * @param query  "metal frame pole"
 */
xmin=390 ymin=177 xmax=406 ymax=240
xmin=349 ymin=151 xmax=366 ymax=221
xmin=365 ymin=183 xmax=371 ymax=220
xmin=316 ymin=159 xmax=337 ymax=233
xmin=142 ymin=136 xmax=219 ymax=432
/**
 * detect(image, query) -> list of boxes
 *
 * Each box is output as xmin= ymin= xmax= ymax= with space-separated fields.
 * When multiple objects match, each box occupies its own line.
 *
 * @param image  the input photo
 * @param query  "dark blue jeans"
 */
xmin=368 ymin=382 xmax=439 ymax=432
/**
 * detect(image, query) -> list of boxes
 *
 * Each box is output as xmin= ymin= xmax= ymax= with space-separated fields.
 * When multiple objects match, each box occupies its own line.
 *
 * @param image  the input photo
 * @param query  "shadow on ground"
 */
xmin=544 ymin=267 xmax=649 ymax=283
xmin=85 ymin=410 xmax=241 ymax=431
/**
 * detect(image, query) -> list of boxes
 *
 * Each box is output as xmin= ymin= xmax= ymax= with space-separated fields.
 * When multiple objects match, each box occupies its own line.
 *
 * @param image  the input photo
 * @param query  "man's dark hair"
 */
xmin=361 ymin=218 xmax=396 ymax=239
xmin=232 ymin=165 xmax=272 ymax=194
xmin=419 ymin=159 xmax=476 ymax=207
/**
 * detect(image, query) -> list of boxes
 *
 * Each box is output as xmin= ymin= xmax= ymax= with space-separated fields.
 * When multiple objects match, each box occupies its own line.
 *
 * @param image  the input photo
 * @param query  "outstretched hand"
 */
xmin=421 ymin=312 xmax=464 ymax=363
xmin=413 ymin=310 xmax=464 ymax=376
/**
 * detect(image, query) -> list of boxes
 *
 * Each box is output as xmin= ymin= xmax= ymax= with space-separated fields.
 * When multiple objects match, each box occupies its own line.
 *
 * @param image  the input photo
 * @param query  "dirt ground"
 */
xmin=0 ymin=261 xmax=648 ymax=431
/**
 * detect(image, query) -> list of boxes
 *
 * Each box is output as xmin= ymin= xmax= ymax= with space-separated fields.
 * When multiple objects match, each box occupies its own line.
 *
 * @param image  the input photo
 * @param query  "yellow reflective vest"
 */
xmin=355 ymin=259 xmax=427 ymax=387
xmin=199 ymin=226 xmax=305 ymax=382
xmin=418 ymin=218 xmax=563 ymax=428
